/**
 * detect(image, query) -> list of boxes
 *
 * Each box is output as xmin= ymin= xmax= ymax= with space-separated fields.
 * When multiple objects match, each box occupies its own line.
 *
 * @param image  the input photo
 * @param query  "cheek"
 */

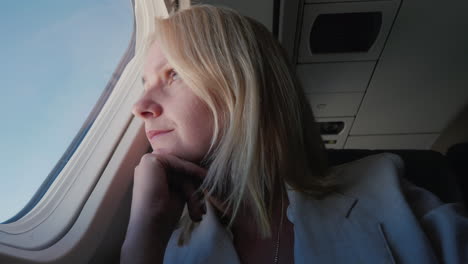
xmin=177 ymin=97 xmax=214 ymax=159
xmin=183 ymin=103 xmax=213 ymax=143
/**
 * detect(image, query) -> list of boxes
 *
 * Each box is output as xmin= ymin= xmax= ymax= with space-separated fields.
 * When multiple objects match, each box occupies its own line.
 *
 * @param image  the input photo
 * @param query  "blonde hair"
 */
xmin=151 ymin=4 xmax=337 ymax=244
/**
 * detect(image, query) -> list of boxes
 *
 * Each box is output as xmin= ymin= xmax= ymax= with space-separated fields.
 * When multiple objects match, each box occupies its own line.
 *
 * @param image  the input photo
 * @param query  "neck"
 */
xmin=231 ymin=183 xmax=289 ymax=238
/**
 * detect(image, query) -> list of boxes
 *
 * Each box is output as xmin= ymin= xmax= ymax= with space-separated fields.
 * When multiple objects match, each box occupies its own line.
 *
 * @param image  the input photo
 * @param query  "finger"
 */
xmin=181 ymin=182 xmax=206 ymax=222
xmin=133 ymin=154 xmax=169 ymax=191
xmin=152 ymin=152 xmax=207 ymax=185
xmin=153 ymin=153 xmax=208 ymax=221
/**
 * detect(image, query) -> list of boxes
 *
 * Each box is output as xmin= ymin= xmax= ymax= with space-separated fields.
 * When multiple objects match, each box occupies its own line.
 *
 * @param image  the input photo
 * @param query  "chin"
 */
xmin=151 ymin=145 xmax=207 ymax=164
xmin=151 ymin=146 xmax=184 ymax=158
xmin=151 ymin=145 xmax=173 ymax=154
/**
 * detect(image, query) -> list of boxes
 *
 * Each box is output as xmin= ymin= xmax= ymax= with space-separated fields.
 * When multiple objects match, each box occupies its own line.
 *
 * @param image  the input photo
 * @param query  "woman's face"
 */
xmin=132 ymin=41 xmax=214 ymax=164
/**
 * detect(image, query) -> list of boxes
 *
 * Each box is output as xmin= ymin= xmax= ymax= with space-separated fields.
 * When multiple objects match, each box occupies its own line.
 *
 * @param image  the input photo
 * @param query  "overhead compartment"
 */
xmin=349 ymin=0 xmax=468 ymax=137
xmin=293 ymin=0 xmax=402 ymax=149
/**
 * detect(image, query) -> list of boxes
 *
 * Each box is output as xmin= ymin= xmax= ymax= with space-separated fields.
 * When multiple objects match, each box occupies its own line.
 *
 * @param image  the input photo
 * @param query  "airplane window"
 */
xmin=0 ymin=0 xmax=134 ymax=223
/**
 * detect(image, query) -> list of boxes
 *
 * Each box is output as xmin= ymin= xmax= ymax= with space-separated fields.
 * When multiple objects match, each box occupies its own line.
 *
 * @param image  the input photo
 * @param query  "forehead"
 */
xmin=143 ymin=42 xmax=170 ymax=77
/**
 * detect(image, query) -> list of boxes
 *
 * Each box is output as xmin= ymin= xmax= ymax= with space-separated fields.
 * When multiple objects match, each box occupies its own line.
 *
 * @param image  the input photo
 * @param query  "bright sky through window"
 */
xmin=0 ymin=0 xmax=133 ymax=222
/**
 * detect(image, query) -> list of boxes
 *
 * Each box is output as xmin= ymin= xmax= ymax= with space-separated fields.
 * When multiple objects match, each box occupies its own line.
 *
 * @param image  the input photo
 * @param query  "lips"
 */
xmin=146 ymin=129 xmax=174 ymax=141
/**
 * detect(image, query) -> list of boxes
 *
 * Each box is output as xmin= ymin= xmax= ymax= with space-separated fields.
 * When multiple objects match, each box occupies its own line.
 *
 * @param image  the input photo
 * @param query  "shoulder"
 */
xmin=331 ymin=152 xmax=406 ymax=200
xmin=286 ymin=152 xmax=407 ymax=222
xmin=287 ymin=152 xmax=407 ymax=216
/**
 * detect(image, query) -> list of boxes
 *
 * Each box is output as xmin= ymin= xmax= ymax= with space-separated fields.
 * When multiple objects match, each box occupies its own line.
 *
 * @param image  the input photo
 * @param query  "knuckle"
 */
xmin=140 ymin=153 xmax=158 ymax=164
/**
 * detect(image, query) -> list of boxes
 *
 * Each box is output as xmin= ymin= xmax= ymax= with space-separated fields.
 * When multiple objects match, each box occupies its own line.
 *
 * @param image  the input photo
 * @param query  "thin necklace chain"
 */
xmin=273 ymin=193 xmax=284 ymax=264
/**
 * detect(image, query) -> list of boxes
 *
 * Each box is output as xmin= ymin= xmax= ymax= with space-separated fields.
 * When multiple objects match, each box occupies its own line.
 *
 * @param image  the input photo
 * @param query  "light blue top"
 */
xmin=164 ymin=153 xmax=468 ymax=264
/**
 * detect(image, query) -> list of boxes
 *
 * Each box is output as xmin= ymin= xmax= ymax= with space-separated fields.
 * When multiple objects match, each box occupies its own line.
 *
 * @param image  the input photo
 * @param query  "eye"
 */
xmin=169 ymin=69 xmax=180 ymax=82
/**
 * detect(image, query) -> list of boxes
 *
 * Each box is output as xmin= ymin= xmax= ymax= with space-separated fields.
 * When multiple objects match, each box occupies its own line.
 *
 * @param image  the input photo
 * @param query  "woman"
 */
xmin=121 ymin=5 xmax=468 ymax=264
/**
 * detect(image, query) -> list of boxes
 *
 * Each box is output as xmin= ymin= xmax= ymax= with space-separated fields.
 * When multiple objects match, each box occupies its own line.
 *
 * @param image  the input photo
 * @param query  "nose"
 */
xmin=132 ymin=97 xmax=163 ymax=119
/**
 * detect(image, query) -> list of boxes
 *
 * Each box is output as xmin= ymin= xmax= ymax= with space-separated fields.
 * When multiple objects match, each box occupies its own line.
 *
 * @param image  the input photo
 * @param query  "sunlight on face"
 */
xmin=132 ymin=41 xmax=214 ymax=164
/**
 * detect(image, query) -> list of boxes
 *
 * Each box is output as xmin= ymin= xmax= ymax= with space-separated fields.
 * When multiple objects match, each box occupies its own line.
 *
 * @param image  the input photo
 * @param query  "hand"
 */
xmin=121 ymin=151 xmax=208 ymax=264
xmin=131 ymin=150 xmax=208 ymax=228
